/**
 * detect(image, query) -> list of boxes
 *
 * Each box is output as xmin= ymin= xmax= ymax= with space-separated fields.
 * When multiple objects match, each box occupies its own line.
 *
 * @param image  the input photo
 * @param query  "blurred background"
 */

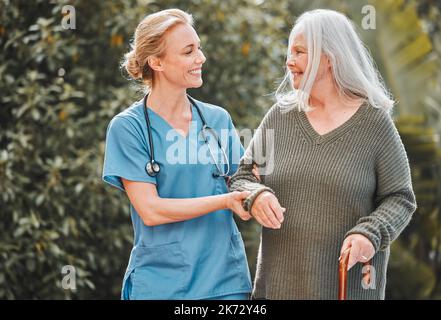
xmin=1 ymin=0 xmax=441 ymax=299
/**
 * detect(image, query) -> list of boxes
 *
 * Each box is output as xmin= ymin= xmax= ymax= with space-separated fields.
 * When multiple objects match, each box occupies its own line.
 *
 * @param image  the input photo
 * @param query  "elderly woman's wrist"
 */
xmin=243 ymin=187 xmax=275 ymax=212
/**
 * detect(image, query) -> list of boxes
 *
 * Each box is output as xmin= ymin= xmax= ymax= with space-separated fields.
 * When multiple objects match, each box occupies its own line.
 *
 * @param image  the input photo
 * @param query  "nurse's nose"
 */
xmin=196 ymin=49 xmax=206 ymax=64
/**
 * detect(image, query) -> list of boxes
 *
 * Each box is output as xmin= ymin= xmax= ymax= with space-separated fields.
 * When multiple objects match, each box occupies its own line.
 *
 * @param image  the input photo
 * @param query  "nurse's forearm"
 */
xmin=145 ymin=194 xmax=230 ymax=226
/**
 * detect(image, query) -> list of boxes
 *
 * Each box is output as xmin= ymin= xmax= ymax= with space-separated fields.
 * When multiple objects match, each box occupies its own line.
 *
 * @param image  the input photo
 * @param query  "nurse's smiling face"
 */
xmin=152 ymin=23 xmax=206 ymax=90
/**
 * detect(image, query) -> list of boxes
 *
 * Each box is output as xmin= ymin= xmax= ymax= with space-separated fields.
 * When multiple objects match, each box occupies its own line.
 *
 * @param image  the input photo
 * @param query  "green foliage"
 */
xmin=0 ymin=0 xmax=138 ymax=299
xmin=387 ymin=115 xmax=441 ymax=299
xmin=364 ymin=0 xmax=441 ymax=299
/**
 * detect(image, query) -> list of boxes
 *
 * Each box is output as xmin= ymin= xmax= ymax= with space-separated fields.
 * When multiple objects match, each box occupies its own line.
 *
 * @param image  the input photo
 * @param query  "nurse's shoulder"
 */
xmin=192 ymin=98 xmax=233 ymax=126
xmin=106 ymin=99 xmax=145 ymax=137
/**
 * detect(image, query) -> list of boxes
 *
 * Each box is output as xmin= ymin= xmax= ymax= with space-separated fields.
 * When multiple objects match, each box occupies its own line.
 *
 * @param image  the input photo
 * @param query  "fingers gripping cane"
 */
xmin=338 ymin=248 xmax=372 ymax=300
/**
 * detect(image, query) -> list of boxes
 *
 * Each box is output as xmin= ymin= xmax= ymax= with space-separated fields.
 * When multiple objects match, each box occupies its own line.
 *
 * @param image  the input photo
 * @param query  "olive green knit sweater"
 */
xmin=229 ymin=103 xmax=417 ymax=300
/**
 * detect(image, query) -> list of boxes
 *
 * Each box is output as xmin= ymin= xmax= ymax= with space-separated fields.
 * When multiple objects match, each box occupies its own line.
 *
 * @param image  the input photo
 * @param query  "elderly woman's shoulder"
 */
xmin=260 ymin=103 xmax=284 ymax=123
xmin=364 ymin=103 xmax=400 ymax=133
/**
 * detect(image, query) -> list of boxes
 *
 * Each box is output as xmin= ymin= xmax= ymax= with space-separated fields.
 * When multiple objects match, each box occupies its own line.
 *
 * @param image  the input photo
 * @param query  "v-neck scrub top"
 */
xmin=102 ymin=98 xmax=252 ymax=300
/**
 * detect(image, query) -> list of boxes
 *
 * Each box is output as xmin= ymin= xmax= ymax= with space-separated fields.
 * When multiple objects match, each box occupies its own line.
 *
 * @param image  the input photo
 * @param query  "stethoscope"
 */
xmin=143 ymin=94 xmax=230 ymax=178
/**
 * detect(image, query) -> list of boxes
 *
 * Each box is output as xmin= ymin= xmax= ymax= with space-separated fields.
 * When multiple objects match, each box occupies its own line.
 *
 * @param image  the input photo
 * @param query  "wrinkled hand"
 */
xmin=226 ymin=191 xmax=252 ymax=221
xmin=339 ymin=234 xmax=375 ymax=270
xmin=251 ymin=191 xmax=285 ymax=229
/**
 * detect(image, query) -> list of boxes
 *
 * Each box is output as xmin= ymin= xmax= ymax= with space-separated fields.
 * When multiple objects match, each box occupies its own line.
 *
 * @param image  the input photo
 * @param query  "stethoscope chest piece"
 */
xmin=146 ymin=160 xmax=160 ymax=177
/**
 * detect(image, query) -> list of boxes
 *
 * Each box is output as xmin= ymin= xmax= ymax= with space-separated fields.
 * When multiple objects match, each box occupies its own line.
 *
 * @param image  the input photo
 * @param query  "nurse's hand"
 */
xmin=251 ymin=191 xmax=285 ymax=229
xmin=226 ymin=191 xmax=253 ymax=221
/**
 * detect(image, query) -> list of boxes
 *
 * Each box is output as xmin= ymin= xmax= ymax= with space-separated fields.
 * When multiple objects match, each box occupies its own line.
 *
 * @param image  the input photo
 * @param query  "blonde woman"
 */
xmin=102 ymin=9 xmax=252 ymax=300
xmin=230 ymin=9 xmax=417 ymax=299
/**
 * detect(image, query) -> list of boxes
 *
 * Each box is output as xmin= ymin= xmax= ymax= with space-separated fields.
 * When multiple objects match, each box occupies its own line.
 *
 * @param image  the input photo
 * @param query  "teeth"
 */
xmin=189 ymin=70 xmax=201 ymax=75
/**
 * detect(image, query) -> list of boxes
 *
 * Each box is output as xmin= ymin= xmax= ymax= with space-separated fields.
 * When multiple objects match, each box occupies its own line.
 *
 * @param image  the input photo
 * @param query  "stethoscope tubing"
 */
xmin=142 ymin=94 xmax=229 ymax=177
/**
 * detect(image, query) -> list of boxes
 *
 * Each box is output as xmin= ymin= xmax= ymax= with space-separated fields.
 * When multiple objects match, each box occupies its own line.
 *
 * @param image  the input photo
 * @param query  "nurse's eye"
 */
xmin=185 ymin=45 xmax=202 ymax=55
xmin=185 ymin=46 xmax=197 ymax=55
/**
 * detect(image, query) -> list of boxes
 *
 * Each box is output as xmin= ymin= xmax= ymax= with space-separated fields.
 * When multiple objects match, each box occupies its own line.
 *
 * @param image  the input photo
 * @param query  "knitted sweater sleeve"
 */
xmin=228 ymin=106 xmax=277 ymax=211
xmin=345 ymin=114 xmax=417 ymax=252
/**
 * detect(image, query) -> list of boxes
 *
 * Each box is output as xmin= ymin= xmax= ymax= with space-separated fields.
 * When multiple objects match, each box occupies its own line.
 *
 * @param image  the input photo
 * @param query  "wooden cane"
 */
xmin=338 ymin=248 xmax=351 ymax=300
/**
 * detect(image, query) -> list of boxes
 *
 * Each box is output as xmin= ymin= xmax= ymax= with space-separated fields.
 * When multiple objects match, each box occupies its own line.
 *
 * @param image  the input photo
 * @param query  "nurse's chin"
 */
xmin=186 ymin=79 xmax=203 ymax=89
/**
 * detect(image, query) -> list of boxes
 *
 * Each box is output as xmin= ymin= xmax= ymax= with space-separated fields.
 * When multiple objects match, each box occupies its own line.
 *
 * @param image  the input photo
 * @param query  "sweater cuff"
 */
xmin=344 ymin=224 xmax=381 ymax=253
xmin=243 ymin=187 xmax=275 ymax=212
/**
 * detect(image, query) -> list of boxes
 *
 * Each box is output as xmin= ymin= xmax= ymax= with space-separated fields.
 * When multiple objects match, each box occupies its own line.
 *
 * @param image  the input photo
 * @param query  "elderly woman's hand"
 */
xmin=251 ymin=191 xmax=286 ymax=229
xmin=339 ymin=234 xmax=375 ymax=270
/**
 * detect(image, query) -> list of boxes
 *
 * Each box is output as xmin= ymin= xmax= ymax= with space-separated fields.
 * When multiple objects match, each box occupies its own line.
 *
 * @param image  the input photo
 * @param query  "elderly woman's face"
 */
xmin=287 ymin=34 xmax=308 ymax=89
xmin=287 ymin=34 xmax=331 ymax=90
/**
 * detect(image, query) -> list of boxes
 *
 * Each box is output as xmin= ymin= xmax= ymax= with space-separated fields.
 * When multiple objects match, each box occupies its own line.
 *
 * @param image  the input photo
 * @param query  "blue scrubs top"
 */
xmin=102 ymin=97 xmax=252 ymax=300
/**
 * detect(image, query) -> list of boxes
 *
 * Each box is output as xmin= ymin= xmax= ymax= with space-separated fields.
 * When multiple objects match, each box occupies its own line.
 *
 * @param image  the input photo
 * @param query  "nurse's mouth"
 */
xmin=189 ymin=68 xmax=202 ymax=77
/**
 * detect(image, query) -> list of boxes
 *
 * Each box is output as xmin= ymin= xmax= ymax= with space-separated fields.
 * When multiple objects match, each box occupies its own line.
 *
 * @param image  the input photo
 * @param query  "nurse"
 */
xmin=102 ymin=9 xmax=252 ymax=300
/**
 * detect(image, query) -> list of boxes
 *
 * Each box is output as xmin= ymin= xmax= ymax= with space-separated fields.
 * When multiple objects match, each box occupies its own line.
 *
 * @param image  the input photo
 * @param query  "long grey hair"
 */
xmin=276 ymin=9 xmax=394 ymax=113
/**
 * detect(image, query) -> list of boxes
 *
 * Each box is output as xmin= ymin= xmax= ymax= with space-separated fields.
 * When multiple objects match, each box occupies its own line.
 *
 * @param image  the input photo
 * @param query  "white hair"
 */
xmin=276 ymin=9 xmax=394 ymax=113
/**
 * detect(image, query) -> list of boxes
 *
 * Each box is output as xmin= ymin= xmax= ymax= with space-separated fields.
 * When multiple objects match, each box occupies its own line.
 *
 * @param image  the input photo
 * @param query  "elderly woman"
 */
xmin=229 ymin=9 xmax=417 ymax=300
